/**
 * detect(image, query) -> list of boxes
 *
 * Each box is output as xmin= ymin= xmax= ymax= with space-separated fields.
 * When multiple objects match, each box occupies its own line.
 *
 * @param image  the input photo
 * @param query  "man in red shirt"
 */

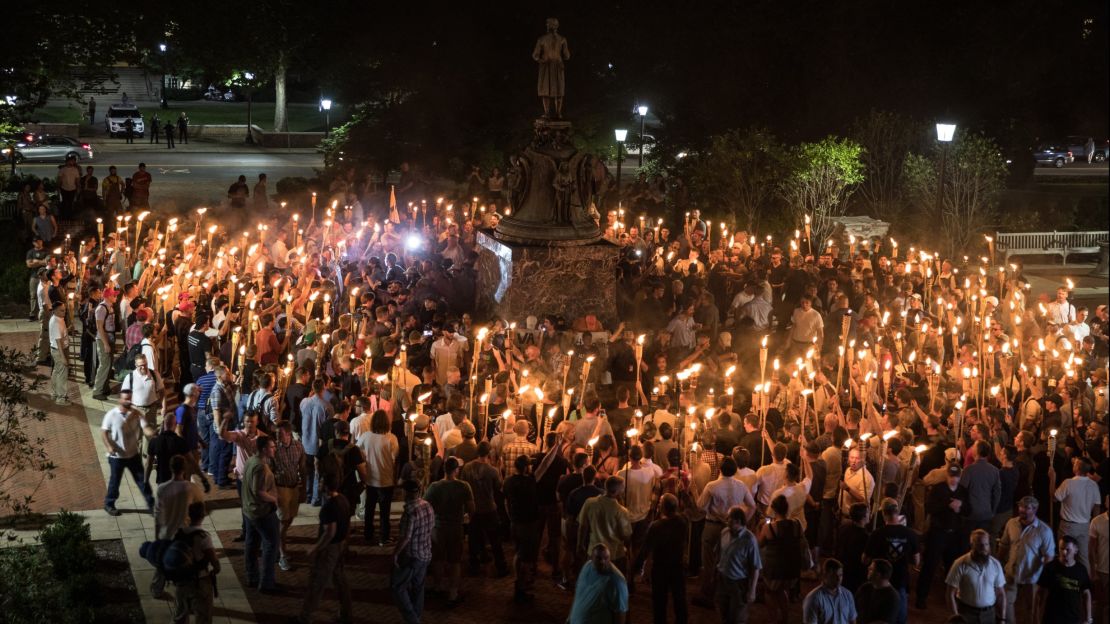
xmin=255 ymin=313 xmax=286 ymax=366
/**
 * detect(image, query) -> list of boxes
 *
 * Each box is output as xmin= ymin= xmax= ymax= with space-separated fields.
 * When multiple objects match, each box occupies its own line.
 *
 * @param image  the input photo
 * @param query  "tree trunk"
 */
xmin=273 ymin=52 xmax=288 ymax=132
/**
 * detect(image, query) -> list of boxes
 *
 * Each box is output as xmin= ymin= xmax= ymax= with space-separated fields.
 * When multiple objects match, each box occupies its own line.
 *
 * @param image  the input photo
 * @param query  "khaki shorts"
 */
xmin=276 ymin=485 xmax=301 ymax=524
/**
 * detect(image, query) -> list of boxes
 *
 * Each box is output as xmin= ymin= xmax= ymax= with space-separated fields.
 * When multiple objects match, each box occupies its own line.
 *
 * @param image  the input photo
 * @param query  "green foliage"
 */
xmin=0 ymin=513 xmax=98 ymax=623
xmin=681 ymin=128 xmax=788 ymax=232
xmin=40 ymin=512 xmax=96 ymax=578
xmin=780 ymin=136 xmax=866 ymax=243
xmin=902 ymin=131 xmax=1007 ymax=256
xmin=0 ymin=346 xmax=55 ymax=521
xmin=849 ymin=110 xmax=925 ymax=219
xmin=0 ymin=9 xmax=133 ymax=124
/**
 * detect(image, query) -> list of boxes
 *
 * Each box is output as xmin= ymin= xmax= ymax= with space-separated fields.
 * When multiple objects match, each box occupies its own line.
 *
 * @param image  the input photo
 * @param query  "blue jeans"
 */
xmin=211 ymin=437 xmax=234 ymax=486
xmin=105 ymin=455 xmax=154 ymax=509
xmin=197 ymin=411 xmax=213 ymax=473
xmin=244 ymin=510 xmax=280 ymax=589
xmin=305 ymin=454 xmax=319 ymax=504
xmin=895 ymin=586 xmax=908 ymax=624
xmin=390 ymin=555 xmax=429 ymax=624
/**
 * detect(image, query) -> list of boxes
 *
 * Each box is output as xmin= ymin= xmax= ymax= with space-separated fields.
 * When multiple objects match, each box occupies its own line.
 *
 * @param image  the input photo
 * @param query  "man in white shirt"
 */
xmin=270 ymin=229 xmax=291 ymax=270
xmin=48 ymin=305 xmax=69 ymax=405
xmin=768 ymin=461 xmax=812 ymax=530
xmin=998 ymin=496 xmax=1055 ymax=623
xmin=430 ymin=324 xmax=464 ymax=386
xmin=695 ymin=458 xmax=755 ymax=606
xmin=122 ymin=354 xmax=164 ymax=428
xmin=840 ymin=448 xmax=875 ymax=517
xmin=1066 ymin=307 xmax=1091 ymax=344
xmin=617 ymin=446 xmax=662 ymax=551
xmin=945 ymin=529 xmax=1007 ymax=624
xmin=754 ymin=441 xmax=792 ymax=508
xmin=1045 ymin=287 xmax=1075 ymax=335
xmin=1054 ymin=457 xmax=1101 ymax=570
xmin=102 ymin=389 xmax=155 ymax=515
xmin=789 ymin=297 xmax=824 ymax=356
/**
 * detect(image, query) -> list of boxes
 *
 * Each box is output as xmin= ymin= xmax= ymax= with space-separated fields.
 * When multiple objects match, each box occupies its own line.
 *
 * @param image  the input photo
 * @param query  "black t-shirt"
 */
xmin=1036 ymin=560 xmax=1091 ymax=624
xmin=565 ymin=484 xmax=604 ymax=520
xmin=319 ymin=493 xmax=351 ymax=544
xmin=864 ymin=524 xmax=920 ymax=590
xmin=533 ymin=452 xmax=568 ymax=505
xmin=835 ymin=523 xmax=871 ymax=592
xmin=557 ymin=473 xmax=585 ymax=511
xmin=855 ymin=581 xmax=900 ymax=624
xmin=187 ymin=330 xmax=212 ymax=368
xmin=148 ymin=432 xmax=189 ymax=484
xmin=503 ymin=473 xmax=539 ymax=523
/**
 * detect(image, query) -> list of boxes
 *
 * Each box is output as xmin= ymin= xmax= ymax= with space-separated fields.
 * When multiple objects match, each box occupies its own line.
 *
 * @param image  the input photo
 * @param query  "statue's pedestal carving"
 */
xmin=475 ymin=231 xmax=619 ymax=324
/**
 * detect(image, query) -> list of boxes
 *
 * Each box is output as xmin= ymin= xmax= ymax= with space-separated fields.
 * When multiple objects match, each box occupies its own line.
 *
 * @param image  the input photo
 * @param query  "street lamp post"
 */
xmin=615 ymin=128 xmax=628 ymax=194
xmin=935 ymin=122 xmax=956 ymax=226
xmin=159 ymin=44 xmax=168 ymax=109
xmin=637 ymin=105 xmax=648 ymax=168
xmin=321 ymin=99 xmax=332 ymax=137
xmin=244 ymin=72 xmax=255 ymax=145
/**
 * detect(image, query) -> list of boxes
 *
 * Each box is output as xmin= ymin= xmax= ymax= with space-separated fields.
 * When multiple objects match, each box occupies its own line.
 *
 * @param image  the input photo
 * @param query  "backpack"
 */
xmin=113 ymin=343 xmax=144 ymax=379
xmin=138 ymin=529 xmax=205 ymax=583
xmin=319 ymin=440 xmax=362 ymax=502
xmin=245 ymin=390 xmax=274 ymax=434
xmin=162 ymin=529 xmax=207 ymax=582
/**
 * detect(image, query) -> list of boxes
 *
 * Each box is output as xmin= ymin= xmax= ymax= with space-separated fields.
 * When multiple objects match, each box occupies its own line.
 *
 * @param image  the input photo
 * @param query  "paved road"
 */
xmin=1033 ymin=161 xmax=1109 ymax=177
xmin=15 ymin=147 xmax=323 ymax=209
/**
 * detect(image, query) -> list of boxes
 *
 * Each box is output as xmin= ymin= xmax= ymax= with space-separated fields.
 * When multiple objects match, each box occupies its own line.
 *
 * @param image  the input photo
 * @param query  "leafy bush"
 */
xmin=40 ymin=511 xmax=96 ymax=578
xmin=0 ymin=544 xmax=65 ymax=624
xmin=0 ymin=262 xmax=28 ymax=306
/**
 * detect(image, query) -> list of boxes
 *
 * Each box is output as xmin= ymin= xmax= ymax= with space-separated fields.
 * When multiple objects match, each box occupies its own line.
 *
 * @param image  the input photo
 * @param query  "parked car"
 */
xmin=1032 ymin=143 xmax=1073 ymax=168
xmin=104 ymin=104 xmax=145 ymax=137
xmin=1064 ymin=136 xmax=1096 ymax=161
xmin=1 ymin=136 xmax=94 ymax=163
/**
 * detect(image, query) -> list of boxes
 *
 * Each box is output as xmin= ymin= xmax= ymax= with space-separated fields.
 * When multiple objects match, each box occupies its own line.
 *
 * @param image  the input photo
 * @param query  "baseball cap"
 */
xmin=103 ymin=287 xmax=119 ymax=298
xmin=946 ymin=463 xmax=962 ymax=477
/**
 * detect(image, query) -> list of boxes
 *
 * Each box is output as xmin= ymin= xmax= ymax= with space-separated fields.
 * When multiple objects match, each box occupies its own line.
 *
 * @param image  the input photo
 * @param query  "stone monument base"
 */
xmin=475 ymin=230 xmax=619 ymax=325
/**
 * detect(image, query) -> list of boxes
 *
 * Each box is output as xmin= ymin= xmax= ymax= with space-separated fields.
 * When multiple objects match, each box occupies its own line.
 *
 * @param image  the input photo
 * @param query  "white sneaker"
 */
xmin=279 ymin=555 xmax=291 ymax=571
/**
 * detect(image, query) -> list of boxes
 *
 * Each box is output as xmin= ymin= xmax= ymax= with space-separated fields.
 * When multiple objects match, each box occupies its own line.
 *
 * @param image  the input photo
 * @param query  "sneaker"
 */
xmin=279 ymin=555 xmax=291 ymax=571
xmin=92 ymin=394 xmax=108 ymax=401
xmin=556 ymin=579 xmax=571 ymax=591
xmin=104 ymin=505 xmax=121 ymax=516
xmin=55 ymin=398 xmax=70 ymax=406
xmin=378 ymin=537 xmax=395 ymax=547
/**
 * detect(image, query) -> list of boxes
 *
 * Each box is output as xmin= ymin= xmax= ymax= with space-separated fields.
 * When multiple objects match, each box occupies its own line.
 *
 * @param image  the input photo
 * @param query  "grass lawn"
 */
xmin=27 ymin=101 xmax=349 ymax=132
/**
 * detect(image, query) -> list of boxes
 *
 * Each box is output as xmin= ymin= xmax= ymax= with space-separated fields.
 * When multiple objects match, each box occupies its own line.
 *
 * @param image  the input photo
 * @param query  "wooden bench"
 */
xmin=996 ymin=230 xmax=1108 ymax=264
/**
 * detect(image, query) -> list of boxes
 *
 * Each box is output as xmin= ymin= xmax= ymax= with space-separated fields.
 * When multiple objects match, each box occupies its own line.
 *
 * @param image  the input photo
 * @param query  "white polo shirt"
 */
xmin=101 ymin=407 xmax=148 ymax=459
xmin=1054 ymin=475 xmax=1101 ymax=524
xmin=48 ymin=313 xmax=67 ymax=350
xmin=945 ymin=552 xmax=1005 ymax=608
xmin=122 ymin=369 xmax=162 ymax=409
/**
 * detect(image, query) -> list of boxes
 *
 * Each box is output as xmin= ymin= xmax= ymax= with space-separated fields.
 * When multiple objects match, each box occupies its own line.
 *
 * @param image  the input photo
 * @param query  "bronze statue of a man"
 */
xmin=533 ymin=17 xmax=570 ymax=119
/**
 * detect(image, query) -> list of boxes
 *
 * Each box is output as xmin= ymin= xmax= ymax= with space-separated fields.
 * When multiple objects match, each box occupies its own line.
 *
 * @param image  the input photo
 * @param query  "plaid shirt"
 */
xmin=399 ymin=498 xmax=435 ymax=561
xmin=500 ymin=439 xmax=537 ymax=475
xmin=694 ymin=449 xmax=725 ymax=481
xmin=272 ymin=438 xmax=306 ymax=488
xmin=125 ymin=321 xmax=144 ymax=350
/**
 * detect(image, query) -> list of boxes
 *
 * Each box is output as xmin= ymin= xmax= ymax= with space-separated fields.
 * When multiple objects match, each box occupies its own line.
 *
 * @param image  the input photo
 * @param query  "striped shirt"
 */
xmin=195 ymin=372 xmax=217 ymax=417
xmin=399 ymin=498 xmax=435 ymax=561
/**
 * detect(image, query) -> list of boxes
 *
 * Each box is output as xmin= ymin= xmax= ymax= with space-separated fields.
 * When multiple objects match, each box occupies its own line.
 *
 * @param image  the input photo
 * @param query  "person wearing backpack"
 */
xmin=246 ymin=372 xmax=279 ymax=435
xmin=93 ymin=287 xmax=120 ymax=400
xmin=318 ymin=420 xmax=368 ymax=513
xmin=171 ymin=502 xmax=219 ymax=623
xmin=759 ymin=494 xmax=811 ymax=624
xmin=293 ymin=471 xmax=354 ymax=624
xmin=209 ymin=365 xmax=240 ymax=489
xmin=122 ymin=353 xmax=164 ymax=428
xmin=151 ymin=455 xmax=205 ymax=599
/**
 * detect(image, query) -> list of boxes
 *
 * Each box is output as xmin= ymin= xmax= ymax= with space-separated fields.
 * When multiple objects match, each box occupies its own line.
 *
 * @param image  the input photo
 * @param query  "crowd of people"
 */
xmin=21 ymin=162 xmax=1110 ymax=624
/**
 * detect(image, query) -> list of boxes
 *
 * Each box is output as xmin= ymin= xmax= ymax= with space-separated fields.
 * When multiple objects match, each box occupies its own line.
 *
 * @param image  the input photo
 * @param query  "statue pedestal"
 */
xmin=475 ymin=230 xmax=619 ymax=324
